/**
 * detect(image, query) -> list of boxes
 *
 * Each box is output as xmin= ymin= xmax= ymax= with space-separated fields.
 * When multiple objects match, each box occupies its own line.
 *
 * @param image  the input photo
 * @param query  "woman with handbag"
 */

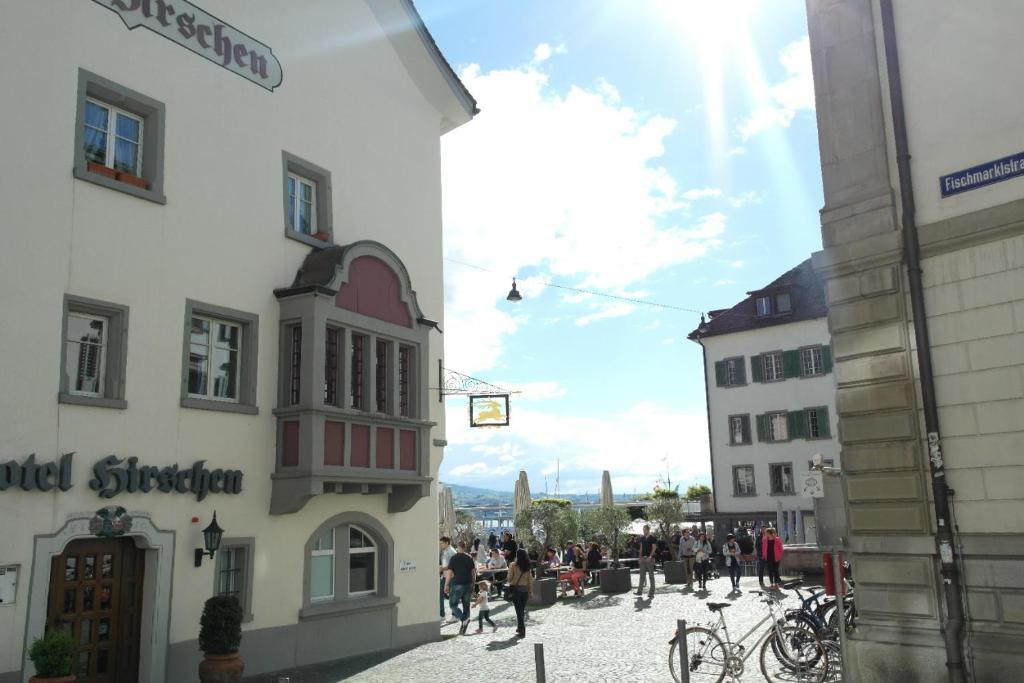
xmin=506 ymin=548 xmax=534 ymax=637
xmin=694 ymin=532 xmax=713 ymax=590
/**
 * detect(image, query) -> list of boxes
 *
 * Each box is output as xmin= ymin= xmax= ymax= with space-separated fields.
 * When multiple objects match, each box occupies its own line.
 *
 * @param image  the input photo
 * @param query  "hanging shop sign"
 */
xmin=940 ymin=150 xmax=1024 ymax=197
xmin=0 ymin=453 xmax=242 ymax=501
xmin=469 ymin=394 xmax=510 ymax=428
xmin=92 ymin=0 xmax=283 ymax=91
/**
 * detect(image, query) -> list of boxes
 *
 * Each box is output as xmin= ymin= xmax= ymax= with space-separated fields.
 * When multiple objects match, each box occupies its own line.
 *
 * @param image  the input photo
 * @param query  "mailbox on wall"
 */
xmin=0 ymin=566 xmax=17 ymax=605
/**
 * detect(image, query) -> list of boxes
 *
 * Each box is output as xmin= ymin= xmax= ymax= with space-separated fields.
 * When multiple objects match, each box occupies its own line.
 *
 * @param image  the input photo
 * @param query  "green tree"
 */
xmin=580 ymin=506 xmax=630 ymax=565
xmin=652 ymin=485 xmax=680 ymax=500
xmin=453 ymin=509 xmax=483 ymax=548
xmin=684 ymin=484 xmax=712 ymax=500
xmin=645 ymin=496 xmax=685 ymax=539
xmin=515 ymin=499 xmax=578 ymax=554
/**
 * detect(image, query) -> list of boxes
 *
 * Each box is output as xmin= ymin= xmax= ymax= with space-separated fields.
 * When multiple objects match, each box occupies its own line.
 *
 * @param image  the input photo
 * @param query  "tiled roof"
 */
xmin=687 ymin=258 xmax=827 ymax=339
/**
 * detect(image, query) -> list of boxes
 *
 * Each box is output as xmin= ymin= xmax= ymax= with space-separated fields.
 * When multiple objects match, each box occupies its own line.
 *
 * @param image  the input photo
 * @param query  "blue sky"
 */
xmin=419 ymin=0 xmax=824 ymax=497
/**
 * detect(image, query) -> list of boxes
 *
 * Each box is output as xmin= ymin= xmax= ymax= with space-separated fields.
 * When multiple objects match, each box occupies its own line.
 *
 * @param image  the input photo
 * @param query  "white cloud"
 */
xmin=441 ymin=53 xmax=726 ymax=373
xmin=681 ymin=186 xmax=722 ymax=201
xmin=729 ymin=260 xmax=745 ymax=269
xmin=713 ymin=279 xmax=736 ymax=287
xmin=737 ymin=36 xmax=814 ymax=141
xmin=727 ymin=190 xmax=766 ymax=208
xmin=574 ymin=302 xmax=636 ymax=327
xmin=532 ymin=42 xmax=567 ymax=64
xmin=443 ymin=400 xmax=711 ymax=493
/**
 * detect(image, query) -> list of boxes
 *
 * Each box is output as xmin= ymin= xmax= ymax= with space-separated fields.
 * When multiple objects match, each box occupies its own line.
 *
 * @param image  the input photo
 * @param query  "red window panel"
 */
xmin=399 ymin=430 xmax=416 ymax=471
xmin=376 ymin=427 xmax=394 ymax=469
xmin=281 ymin=421 xmax=300 ymax=467
xmin=351 ymin=424 xmax=370 ymax=467
xmin=324 ymin=421 xmax=345 ymax=466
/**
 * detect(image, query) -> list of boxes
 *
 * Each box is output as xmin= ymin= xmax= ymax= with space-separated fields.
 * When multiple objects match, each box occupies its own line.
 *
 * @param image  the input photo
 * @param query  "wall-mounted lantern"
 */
xmin=194 ymin=511 xmax=224 ymax=568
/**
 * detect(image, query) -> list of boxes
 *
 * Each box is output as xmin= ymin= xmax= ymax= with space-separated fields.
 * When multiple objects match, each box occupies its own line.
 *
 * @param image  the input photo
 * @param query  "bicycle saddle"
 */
xmin=707 ymin=602 xmax=732 ymax=612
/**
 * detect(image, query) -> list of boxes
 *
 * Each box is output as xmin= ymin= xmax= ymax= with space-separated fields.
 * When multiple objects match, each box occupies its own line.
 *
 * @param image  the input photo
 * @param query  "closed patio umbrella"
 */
xmin=439 ymin=486 xmax=456 ymax=540
xmin=513 ymin=470 xmax=531 ymax=537
xmin=600 ymin=470 xmax=613 ymax=507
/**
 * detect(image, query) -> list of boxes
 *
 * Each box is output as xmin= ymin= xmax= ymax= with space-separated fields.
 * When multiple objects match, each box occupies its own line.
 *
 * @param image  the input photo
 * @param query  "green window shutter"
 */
xmin=755 ymin=414 xmax=767 ymax=442
xmin=741 ymin=414 xmax=751 ymax=444
xmin=783 ymin=350 xmax=802 ymax=378
xmin=714 ymin=360 xmax=726 ymax=387
xmin=819 ymin=407 xmax=831 ymax=438
xmin=735 ymin=357 xmax=747 ymax=385
xmin=822 ymin=345 xmax=833 ymax=374
xmin=751 ymin=355 xmax=764 ymax=383
xmin=787 ymin=410 xmax=805 ymax=440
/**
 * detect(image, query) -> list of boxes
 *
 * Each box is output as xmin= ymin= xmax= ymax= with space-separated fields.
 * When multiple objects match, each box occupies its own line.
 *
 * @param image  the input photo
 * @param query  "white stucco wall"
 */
xmin=886 ymin=0 xmax=1024 ymax=226
xmin=0 ymin=0 xmax=459 ymax=676
xmin=701 ymin=318 xmax=840 ymax=516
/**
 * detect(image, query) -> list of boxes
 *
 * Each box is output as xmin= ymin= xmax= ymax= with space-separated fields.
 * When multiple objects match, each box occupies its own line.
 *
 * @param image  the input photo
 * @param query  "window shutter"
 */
xmin=819 ymin=407 xmax=831 ymax=438
xmin=735 ymin=357 xmax=747 ymax=385
xmin=741 ymin=414 xmax=751 ymax=444
xmin=822 ymin=345 xmax=833 ymax=374
xmin=787 ymin=410 xmax=805 ymax=440
xmin=755 ymin=414 xmax=767 ymax=442
xmin=783 ymin=350 xmax=801 ymax=378
xmin=751 ymin=355 xmax=764 ymax=383
xmin=714 ymin=360 xmax=726 ymax=387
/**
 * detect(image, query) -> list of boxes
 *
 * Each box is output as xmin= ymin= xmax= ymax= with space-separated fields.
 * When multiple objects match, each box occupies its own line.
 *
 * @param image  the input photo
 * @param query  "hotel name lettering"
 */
xmin=0 ymin=453 xmax=243 ymax=501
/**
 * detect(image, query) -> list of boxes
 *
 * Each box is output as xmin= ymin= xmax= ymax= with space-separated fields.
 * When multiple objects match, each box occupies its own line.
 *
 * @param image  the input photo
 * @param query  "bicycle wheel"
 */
xmin=668 ymin=626 xmax=728 ymax=683
xmin=759 ymin=625 xmax=828 ymax=682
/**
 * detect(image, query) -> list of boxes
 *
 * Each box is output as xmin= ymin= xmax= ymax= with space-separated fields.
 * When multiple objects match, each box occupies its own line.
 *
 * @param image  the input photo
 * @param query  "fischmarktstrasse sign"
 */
xmin=92 ymin=0 xmax=283 ymax=91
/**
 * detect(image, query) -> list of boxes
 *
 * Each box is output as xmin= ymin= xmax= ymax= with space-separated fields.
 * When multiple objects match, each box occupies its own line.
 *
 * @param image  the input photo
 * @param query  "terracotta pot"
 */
xmin=86 ymin=160 xmax=117 ymax=179
xmin=116 ymin=171 xmax=148 ymax=189
xmin=29 ymin=676 xmax=75 ymax=683
xmin=198 ymin=651 xmax=245 ymax=683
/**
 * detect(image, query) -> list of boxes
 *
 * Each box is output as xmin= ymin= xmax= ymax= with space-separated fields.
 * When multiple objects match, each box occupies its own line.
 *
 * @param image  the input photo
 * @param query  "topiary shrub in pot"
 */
xmin=28 ymin=629 xmax=75 ymax=683
xmin=198 ymin=595 xmax=244 ymax=683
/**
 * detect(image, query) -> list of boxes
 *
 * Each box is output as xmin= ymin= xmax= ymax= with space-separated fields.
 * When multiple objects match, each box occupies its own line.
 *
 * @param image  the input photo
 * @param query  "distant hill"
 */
xmin=442 ymin=482 xmax=639 ymax=507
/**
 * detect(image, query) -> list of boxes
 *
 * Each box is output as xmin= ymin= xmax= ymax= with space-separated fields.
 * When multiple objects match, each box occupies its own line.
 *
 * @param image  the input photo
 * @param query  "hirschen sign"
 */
xmin=92 ymin=0 xmax=283 ymax=91
xmin=940 ymin=150 xmax=1024 ymax=197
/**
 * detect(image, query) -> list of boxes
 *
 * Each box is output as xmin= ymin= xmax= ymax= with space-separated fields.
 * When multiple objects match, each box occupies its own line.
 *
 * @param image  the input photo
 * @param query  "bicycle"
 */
xmin=668 ymin=588 xmax=829 ymax=682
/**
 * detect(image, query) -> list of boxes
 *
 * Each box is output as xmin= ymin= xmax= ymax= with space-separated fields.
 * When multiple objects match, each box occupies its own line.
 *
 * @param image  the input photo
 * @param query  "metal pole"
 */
xmin=534 ymin=642 xmax=546 ymax=683
xmin=677 ymin=619 xmax=690 ymax=683
xmin=832 ymin=550 xmax=847 ymax=681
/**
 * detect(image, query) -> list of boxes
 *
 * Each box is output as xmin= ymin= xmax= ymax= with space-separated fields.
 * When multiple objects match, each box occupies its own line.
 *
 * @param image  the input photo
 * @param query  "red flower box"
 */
xmin=116 ymin=172 xmax=148 ymax=189
xmin=87 ymin=161 xmax=117 ymax=179
xmin=312 ymin=231 xmax=331 ymax=242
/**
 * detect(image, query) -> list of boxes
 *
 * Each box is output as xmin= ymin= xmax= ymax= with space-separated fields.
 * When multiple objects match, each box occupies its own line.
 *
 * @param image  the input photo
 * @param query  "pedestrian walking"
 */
xmin=507 ymin=548 xmax=533 ymax=638
xmin=439 ymin=536 xmax=456 ymax=623
xmin=473 ymin=581 xmax=497 ymax=633
xmin=636 ymin=524 xmax=657 ymax=599
xmin=444 ymin=541 xmax=477 ymax=634
xmin=723 ymin=533 xmax=742 ymax=591
xmin=761 ymin=527 xmax=784 ymax=589
xmin=678 ymin=528 xmax=698 ymax=588
xmin=694 ymin=532 xmax=713 ymax=590
xmin=755 ymin=526 xmax=766 ymax=587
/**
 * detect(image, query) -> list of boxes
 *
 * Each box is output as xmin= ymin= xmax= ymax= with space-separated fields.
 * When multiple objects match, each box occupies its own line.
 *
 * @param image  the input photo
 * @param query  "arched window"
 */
xmin=302 ymin=512 xmax=394 ymax=617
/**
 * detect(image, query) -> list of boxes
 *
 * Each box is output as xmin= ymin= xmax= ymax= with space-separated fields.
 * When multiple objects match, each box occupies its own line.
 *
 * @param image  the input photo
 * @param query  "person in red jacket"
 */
xmin=760 ymin=527 xmax=784 ymax=589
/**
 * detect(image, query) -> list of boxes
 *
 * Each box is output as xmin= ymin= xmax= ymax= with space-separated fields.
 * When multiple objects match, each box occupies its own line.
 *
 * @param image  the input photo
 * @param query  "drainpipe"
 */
xmin=879 ymin=2 xmax=967 ymax=680
xmin=692 ymin=333 xmax=718 ymax=519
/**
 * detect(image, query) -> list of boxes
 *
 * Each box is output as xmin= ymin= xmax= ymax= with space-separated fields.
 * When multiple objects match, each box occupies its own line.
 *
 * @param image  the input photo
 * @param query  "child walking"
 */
xmin=474 ymin=580 xmax=497 ymax=633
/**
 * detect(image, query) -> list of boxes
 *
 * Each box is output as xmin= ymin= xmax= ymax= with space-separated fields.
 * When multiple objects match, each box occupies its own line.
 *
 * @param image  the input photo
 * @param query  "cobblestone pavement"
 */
xmin=249 ymin=573 xmax=806 ymax=683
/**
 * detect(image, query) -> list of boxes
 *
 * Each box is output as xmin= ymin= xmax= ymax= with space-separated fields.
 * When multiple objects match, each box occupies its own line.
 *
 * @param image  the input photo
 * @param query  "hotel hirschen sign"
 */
xmin=92 ymin=0 xmax=283 ymax=91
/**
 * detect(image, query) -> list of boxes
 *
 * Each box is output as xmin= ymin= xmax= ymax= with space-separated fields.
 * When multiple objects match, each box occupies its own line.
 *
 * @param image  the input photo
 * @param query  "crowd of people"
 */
xmin=438 ymin=523 xmax=786 ymax=639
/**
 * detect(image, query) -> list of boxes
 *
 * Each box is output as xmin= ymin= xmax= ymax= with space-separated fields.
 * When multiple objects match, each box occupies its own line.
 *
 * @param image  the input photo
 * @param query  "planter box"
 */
xmin=312 ymin=231 xmax=331 ymax=242
xmin=528 ymin=577 xmax=557 ymax=605
xmin=117 ymin=171 xmax=148 ymax=188
xmin=87 ymin=160 xmax=117 ymax=179
xmin=599 ymin=567 xmax=632 ymax=594
xmin=663 ymin=560 xmax=686 ymax=584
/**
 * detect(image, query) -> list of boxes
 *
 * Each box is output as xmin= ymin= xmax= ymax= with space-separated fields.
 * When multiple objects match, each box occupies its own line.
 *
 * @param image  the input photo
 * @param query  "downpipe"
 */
xmin=879 ymin=2 xmax=967 ymax=681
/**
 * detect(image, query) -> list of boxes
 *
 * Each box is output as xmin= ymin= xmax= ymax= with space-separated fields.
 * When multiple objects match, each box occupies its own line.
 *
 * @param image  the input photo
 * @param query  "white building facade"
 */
xmin=807 ymin=0 xmax=1024 ymax=678
xmin=0 ymin=1 xmax=474 ymax=681
xmin=691 ymin=260 xmax=839 ymax=547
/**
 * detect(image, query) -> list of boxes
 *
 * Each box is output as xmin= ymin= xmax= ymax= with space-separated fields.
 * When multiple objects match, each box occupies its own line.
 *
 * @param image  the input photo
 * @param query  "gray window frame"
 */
xmin=212 ymin=537 xmax=255 ymax=623
xmin=761 ymin=351 xmax=785 ymax=383
xmin=732 ymin=465 xmax=756 ymax=496
xmin=59 ymin=295 xmax=129 ymax=410
xmin=765 ymin=410 xmax=789 ymax=442
xmin=180 ymin=300 xmax=258 ymax=414
xmin=72 ymin=69 xmax=166 ymax=204
xmin=805 ymin=405 xmax=830 ymax=440
xmin=300 ymin=511 xmax=396 ymax=620
xmin=727 ymin=414 xmax=750 ymax=446
xmin=800 ymin=344 xmax=825 ymax=377
xmin=282 ymin=151 xmax=333 ymax=247
xmin=769 ymin=462 xmax=795 ymax=495
xmin=724 ymin=356 xmax=745 ymax=387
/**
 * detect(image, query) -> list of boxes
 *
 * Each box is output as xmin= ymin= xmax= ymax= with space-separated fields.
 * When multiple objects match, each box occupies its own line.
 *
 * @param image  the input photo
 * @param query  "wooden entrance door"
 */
xmin=47 ymin=538 xmax=145 ymax=682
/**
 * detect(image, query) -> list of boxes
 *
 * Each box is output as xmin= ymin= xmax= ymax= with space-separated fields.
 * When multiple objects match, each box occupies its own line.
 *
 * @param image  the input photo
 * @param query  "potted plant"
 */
xmin=27 ymin=629 xmax=75 ymax=683
xmin=581 ymin=505 xmax=632 ymax=593
xmin=198 ymin=595 xmax=244 ymax=683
